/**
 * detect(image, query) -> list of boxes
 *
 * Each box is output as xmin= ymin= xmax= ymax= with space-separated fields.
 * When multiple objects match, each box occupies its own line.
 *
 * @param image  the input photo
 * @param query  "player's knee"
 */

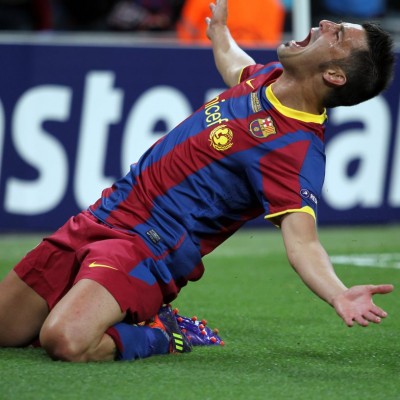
xmin=40 ymin=321 xmax=87 ymax=362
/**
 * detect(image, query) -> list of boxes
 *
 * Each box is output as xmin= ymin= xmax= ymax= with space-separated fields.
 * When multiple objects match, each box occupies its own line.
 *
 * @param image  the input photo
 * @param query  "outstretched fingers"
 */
xmin=370 ymin=303 xmax=388 ymax=318
xmin=334 ymin=284 xmax=394 ymax=328
xmin=348 ymin=309 xmax=387 ymax=327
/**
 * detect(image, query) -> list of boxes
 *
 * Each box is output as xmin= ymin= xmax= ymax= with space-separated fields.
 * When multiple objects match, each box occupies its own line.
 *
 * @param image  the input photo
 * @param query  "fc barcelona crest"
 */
xmin=249 ymin=117 xmax=276 ymax=139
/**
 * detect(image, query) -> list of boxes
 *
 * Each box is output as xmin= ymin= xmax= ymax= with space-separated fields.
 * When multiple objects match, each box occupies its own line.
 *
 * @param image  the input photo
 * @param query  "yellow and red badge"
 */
xmin=249 ymin=117 xmax=276 ymax=139
xmin=209 ymin=125 xmax=234 ymax=151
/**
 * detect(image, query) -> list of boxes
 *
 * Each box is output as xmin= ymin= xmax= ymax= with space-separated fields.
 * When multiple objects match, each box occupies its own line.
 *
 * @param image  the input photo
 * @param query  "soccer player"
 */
xmin=0 ymin=0 xmax=395 ymax=362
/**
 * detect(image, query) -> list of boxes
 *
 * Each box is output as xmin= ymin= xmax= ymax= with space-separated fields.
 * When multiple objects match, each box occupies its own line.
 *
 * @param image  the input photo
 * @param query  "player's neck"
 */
xmin=271 ymin=75 xmax=324 ymax=115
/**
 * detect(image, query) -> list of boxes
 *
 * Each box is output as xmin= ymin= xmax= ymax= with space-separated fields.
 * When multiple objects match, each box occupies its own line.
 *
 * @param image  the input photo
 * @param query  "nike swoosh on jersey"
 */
xmin=246 ymin=79 xmax=256 ymax=90
xmin=88 ymin=262 xmax=118 ymax=270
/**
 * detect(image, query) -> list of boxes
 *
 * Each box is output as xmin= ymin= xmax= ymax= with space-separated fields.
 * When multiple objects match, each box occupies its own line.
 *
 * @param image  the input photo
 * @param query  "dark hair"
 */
xmin=321 ymin=22 xmax=395 ymax=108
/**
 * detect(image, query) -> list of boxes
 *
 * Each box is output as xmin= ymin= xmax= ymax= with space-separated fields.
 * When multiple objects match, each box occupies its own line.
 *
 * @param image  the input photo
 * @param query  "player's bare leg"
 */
xmin=39 ymin=279 xmax=125 ymax=362
xmin=0 ymin=270 xmax=49 ymax=346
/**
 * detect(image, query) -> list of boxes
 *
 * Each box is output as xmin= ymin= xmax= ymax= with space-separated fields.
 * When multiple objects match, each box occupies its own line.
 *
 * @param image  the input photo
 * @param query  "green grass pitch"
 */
xmin=0 ymin=225 xmax=399 ymax=400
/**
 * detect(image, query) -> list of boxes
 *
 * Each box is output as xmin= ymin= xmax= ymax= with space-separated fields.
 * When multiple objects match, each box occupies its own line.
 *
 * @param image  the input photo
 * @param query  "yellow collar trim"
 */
xmin=266 ymin=85 xmax=327 ymax=124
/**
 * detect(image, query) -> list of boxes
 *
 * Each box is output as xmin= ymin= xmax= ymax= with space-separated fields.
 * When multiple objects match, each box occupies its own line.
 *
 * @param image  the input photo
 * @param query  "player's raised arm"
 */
xmin=280 ymin=212 xmax=394 ymax=327
xmin=206 ymin=0 xmax=256 ymax=87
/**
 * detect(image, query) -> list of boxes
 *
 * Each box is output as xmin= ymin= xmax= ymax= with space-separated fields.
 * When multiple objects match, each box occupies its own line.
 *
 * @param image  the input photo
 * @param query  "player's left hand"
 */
xmin=332 ymin=284 xmax=394 ymax=327
xmin=205 ymin=0 xmax=228 ymax=39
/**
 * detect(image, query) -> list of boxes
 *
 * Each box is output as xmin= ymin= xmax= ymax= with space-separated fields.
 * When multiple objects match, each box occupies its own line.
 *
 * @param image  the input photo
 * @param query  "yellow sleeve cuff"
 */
xmin=264 ymin=206 xmax=316 ymax=227
xmin=238 ymin=66 xmax=247 ymax=84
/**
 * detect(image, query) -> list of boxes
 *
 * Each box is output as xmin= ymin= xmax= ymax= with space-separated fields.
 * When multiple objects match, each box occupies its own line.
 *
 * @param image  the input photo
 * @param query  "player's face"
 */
xmin=277 ymin=20 xmax=368 ymax=72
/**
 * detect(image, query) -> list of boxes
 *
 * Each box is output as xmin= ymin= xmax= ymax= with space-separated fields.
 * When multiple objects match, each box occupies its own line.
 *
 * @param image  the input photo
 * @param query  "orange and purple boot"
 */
xmin=148 ymin=305 xmax=193 ymax=353
xmin=172 ymin=308 xmax=225 ymax=346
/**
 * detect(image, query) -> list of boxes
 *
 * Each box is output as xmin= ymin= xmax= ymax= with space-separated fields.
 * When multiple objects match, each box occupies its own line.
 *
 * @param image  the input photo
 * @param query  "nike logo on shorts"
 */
xmin=88 ymin=262 xmax=118 ymax=270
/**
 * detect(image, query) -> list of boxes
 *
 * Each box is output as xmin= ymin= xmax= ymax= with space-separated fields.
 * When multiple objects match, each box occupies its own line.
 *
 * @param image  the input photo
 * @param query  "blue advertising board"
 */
xmin=0 ymin=39 xmax=399 ymax=231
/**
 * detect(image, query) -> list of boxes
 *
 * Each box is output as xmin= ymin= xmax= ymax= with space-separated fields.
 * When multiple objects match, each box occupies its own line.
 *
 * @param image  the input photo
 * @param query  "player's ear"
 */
xmin=322 ymin=67 xmax=347 ymax=87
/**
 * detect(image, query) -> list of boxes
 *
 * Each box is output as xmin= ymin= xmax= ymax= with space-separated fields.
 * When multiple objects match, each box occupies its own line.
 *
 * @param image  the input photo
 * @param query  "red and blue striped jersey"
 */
xmin=89 ymin=62 xmax=327 ymax=257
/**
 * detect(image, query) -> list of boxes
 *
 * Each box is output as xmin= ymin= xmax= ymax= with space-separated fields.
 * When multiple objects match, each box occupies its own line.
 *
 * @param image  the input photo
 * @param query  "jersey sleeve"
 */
xmin=238 ymin=62 xmax=282 ymax=85
xmin=246 ymin=137 xmax=325 ymax=227
xmin=238 ymin=64 xmax=265 ymax=84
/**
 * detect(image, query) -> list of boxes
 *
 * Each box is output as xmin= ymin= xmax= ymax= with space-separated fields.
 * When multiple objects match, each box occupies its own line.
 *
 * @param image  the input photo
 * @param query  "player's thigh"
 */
xmin=0 ymin=270 xmax=48 ymax=346
xmin=75 ymin=236 xmax=165 ymax=323
xmin=40 ymin=278 xmax=125 ymax=352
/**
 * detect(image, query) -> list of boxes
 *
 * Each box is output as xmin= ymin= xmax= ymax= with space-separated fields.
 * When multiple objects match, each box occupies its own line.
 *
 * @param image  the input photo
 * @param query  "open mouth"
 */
xmin=285 ymin=30 xmax=312 ymax=48
xmin=295 ymin=31 xmax=312 ymax=47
